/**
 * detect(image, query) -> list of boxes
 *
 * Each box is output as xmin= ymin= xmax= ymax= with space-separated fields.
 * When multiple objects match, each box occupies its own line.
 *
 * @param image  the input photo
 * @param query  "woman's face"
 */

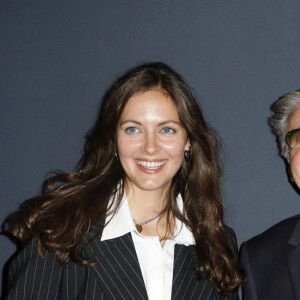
xmin=117 ymin=89 xmax=190 ymax=195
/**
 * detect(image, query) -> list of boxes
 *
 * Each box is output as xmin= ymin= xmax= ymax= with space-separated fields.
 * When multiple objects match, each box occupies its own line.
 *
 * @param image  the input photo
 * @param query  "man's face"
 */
xmin=287 ymin=105 xmax=300 ymax=187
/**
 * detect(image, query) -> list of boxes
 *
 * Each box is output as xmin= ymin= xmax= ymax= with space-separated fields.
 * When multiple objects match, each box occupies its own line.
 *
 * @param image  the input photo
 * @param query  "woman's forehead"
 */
xmin=120 ymin=90 xmax=180 ymax=122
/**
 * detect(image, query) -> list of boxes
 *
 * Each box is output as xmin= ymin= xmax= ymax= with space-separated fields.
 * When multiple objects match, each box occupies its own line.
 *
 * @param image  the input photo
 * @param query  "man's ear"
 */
xmin=288 ymin=167 xmax=294 ymax=182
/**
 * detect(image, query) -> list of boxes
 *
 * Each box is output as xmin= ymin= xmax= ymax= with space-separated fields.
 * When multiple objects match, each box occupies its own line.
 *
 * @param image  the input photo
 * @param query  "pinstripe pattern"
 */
xmin=4 ymin=227 xmax=239 ymax=299
xmin=172 ymin=245 xmax=238 ymax=300
xmin=4 ymin=238 xmax=106 ymax=300
xmin=84 ymin=232 xmax=148 ymax=300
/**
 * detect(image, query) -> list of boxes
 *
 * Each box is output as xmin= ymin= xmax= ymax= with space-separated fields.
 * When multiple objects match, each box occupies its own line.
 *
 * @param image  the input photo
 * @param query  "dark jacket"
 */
xmin=241 ymin=214 xmax=300 ymax=300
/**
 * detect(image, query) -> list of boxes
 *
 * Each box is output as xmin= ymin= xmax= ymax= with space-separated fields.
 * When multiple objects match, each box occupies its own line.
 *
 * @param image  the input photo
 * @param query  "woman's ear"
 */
xmin=185 ymin=139 xmax=191 ymax=151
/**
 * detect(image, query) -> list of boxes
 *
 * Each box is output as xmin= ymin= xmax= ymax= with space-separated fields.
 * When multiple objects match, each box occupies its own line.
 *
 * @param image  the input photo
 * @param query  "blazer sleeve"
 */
xmin=4 ymin=237 xmax=65 ymax=300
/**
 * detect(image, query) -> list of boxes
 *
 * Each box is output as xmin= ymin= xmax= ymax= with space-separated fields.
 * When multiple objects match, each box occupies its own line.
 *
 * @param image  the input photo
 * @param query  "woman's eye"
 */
xmin=161 ymin=127 xmax=175 ymax=134
xmin=125 ymin=127 xmax=139 ymax=134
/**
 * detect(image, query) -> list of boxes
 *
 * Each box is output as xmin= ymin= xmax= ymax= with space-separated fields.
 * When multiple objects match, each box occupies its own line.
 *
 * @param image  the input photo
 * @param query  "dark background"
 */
xmin=2 ymin=0 xmax=300 ymax=292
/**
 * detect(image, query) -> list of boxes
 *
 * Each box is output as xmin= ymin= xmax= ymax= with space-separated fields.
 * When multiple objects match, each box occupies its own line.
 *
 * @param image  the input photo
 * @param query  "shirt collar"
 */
xmin=101 ymin=192 xmax=195 ymax=246
xmin=101 ymin=192 xmax=136 ymax=241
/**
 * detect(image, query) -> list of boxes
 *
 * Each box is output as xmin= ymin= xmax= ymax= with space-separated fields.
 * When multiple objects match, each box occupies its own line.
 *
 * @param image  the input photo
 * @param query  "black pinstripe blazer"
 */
xmin=4 ymin=224 xmax=239 ymax=300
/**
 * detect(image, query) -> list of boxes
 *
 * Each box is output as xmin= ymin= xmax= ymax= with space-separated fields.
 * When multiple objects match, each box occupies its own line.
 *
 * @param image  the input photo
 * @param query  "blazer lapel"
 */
xmin=287 ymin=218 xmax=300 ymax=300
xmin=171 ymin=244 xmax=215 ymax=300
xmin=84 ymin=229 xmax=148 ymax=300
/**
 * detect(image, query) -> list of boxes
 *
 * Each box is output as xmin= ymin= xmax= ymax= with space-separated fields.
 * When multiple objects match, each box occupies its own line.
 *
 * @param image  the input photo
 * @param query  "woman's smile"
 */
xmin=135 ymin=159 xmax=168 ymax=173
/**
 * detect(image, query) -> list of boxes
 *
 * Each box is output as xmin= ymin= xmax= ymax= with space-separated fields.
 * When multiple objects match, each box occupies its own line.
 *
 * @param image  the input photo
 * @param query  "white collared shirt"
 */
xmin=101 ymin=193 xmax=195 ymax=300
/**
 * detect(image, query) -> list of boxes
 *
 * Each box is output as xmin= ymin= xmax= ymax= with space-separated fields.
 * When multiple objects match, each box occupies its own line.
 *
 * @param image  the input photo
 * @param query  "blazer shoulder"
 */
xmin=242 ymin=214 xmax=300 ymax=251
xmin=4 ymin=237 xmax=65 ymax=299
xmin=3 ymin=234 xmax=100 ymax=300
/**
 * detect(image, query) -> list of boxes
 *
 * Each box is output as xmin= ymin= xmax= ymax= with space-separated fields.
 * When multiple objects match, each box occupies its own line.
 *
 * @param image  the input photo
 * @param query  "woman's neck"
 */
xmin=125 ymin=182 xmax=174 ymax=244
xmin=125 ymin=184 xmax=168 ymax=221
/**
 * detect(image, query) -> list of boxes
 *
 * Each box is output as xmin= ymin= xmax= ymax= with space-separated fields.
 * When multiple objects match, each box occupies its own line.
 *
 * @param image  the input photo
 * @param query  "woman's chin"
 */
xmin=127 ymin=179 xmax=171 ymax=194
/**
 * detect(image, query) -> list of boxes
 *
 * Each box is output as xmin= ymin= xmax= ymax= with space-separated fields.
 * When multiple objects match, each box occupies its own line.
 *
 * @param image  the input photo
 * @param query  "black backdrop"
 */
xmin=2 ymin=0 xmax=300 ymax=292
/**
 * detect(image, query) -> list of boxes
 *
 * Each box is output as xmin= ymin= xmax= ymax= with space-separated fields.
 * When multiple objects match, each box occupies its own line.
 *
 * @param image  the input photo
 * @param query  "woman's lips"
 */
xmin=135 ymin=159 xmax=167 ymax=174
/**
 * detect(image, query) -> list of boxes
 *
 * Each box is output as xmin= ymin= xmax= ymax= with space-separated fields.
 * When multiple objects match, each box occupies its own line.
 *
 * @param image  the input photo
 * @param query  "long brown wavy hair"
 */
xmin=5 ymin=62 xmax=245 ymax=293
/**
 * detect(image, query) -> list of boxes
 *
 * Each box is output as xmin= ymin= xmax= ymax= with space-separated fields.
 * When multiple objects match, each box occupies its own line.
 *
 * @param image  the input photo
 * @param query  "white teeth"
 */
xmin=137 ymin=160 xmax=166 ymax=169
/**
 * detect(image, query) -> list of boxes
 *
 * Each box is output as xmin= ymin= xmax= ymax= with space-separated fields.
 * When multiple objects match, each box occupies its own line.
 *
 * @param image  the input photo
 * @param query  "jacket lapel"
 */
xmin=84 ymin=228 xmax=148 ymax=300
xmin=171 ymin=244 xmax=215 ymax=300
xmin=287 ymin=218 xmax=300 ymax=300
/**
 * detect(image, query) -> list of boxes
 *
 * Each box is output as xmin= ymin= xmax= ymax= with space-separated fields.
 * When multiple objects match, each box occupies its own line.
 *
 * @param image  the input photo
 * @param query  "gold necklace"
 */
xmin=134 ymin=212 xmax=162 ymax=233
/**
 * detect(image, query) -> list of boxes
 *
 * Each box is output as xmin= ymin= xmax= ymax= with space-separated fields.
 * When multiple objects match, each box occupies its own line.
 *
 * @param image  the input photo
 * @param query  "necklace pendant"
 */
xmin=136 ymin=224 xmax=143 ymax=233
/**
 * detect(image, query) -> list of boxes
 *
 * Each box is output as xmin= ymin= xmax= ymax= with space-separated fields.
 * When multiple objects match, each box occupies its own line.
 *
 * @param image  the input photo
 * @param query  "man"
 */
xmin=241 ymin=90 xmax=300 ymax=300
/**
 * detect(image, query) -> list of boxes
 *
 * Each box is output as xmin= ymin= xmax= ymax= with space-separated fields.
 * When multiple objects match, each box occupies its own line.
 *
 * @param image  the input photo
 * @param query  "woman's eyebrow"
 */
xmin=119 ymin=120 xmax=142 ymax=126
xmin=119 ymin=120 xmax=181 ymax=126
xmin=158 ymin=120 xmax=182 ymax=126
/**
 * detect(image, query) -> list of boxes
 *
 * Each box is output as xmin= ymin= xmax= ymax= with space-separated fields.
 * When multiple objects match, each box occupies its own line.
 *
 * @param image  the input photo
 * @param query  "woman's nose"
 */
xmin=143 ymin=132 xmax=160 ymax=155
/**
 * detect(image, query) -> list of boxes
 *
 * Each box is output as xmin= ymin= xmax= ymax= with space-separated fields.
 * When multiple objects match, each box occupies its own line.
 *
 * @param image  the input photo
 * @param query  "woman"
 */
xmin=4 ymin=62 xmax=245 ymax=299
